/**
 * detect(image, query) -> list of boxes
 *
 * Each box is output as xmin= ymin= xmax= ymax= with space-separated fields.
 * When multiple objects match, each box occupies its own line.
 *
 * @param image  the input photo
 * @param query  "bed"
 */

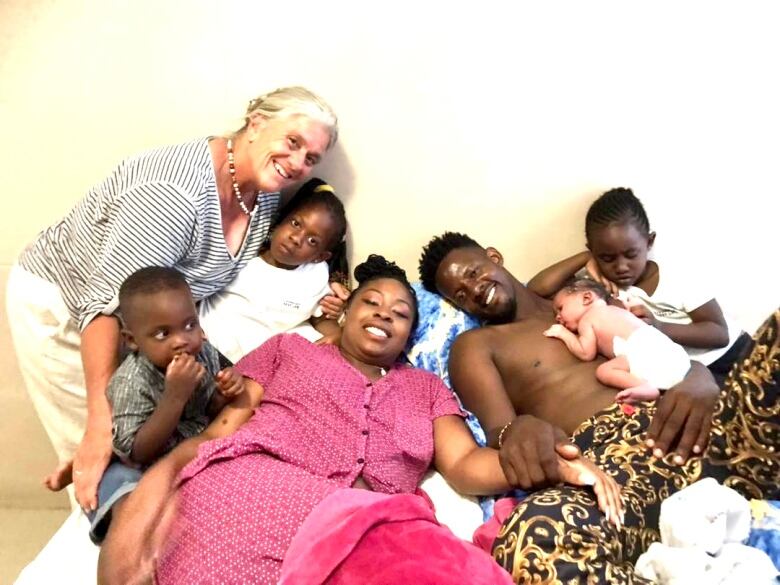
xmin=14 ymin=284 xmax=779 ymax=584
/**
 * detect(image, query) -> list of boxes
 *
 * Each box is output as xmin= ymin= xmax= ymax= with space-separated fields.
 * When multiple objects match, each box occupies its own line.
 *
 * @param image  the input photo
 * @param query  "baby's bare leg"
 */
xmin=615 ymin=385 xmax=661 ymax=404
xmin=596 ymin=356 xmax=645 ymax=389
xmin=597 ymin=357 xmax=660 ymax=403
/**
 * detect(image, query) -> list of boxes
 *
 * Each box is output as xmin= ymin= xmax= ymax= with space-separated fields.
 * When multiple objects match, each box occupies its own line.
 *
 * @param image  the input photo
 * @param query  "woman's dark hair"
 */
xmin=351 ymin=254 xmax=419 ymax=330
xmin=585 ymin=187 xmax=651 ymax=242
xmin=272 ymin=178 xmax=349 ymax=286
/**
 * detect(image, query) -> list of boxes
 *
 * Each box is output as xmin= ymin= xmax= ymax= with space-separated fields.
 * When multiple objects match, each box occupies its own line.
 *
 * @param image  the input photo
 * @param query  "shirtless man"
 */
xmin=418 ymin=231 xmax=778 ymax=583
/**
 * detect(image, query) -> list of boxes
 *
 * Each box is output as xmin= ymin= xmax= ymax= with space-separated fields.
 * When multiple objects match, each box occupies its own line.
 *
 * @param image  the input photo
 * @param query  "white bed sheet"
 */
xmin=15 ymin=509 xmax=99 ymax=585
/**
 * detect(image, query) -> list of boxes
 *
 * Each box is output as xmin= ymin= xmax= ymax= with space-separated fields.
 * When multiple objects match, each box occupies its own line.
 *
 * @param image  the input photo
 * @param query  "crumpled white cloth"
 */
xmin=635 ymin=478 xmax=778 ymax=584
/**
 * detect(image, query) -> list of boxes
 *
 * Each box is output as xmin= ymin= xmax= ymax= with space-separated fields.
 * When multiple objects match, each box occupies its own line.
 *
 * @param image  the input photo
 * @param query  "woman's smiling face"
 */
xmin=245 ymin=114 xmax=331 ymax=193
xmin=340 ymin=278 xmax=416 ymax=366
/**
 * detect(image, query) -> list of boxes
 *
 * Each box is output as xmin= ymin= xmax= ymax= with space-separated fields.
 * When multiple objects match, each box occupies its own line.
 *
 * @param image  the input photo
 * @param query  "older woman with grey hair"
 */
xmin=6 ymin=86 xmax=341 ymax=513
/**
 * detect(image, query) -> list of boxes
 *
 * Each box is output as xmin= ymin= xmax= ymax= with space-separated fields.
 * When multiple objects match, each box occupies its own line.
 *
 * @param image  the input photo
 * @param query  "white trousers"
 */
xmin=6 ymin=264 xmax=86 ymax=464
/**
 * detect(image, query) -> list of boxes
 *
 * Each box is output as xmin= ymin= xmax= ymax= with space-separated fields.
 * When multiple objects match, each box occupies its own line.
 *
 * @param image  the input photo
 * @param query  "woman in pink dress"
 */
xmin=99 ymin=255 xmax=623 ymax=584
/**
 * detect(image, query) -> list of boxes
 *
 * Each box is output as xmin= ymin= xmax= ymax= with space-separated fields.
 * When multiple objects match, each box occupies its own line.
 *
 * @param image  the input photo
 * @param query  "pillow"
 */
xmin=406 ymin=283 xmax=529 ymax=521
xmin=406 ymin=283 xmax=485 ymax=445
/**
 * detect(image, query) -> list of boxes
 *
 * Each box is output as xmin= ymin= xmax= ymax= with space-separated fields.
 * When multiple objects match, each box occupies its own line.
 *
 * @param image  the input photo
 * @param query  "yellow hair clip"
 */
xmin=313 ymin=184 xmax=335 ymax=194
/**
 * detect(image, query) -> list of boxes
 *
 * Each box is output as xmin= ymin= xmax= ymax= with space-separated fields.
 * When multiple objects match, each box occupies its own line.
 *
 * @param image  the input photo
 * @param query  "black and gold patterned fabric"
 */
xmin=493 ymin=309 xmax=780 ymax=584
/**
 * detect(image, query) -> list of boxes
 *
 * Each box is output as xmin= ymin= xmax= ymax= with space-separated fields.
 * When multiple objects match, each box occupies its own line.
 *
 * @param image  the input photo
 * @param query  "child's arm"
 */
xmin=317 ymin=281 xmax=350 ymax=319
xmin=98 ymin=379 xmax=265 ymax=584
xmin=311 ymin=315 xmax=342 ymax=345
xmin=543 ymin=321 xmax=599 ymax=361
xmin=631 ymin=299 xmax=729 ymax=349
xmin=527 ymin=252 xmax=591 ymax=297
xmin=131 ymin=354 xmax=204 ymax=466
xmin=208 ymin=368 xmax=247 ymax=416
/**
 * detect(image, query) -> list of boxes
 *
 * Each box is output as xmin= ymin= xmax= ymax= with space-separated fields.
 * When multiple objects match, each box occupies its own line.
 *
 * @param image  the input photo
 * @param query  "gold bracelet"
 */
xmin=497 ymin=420 xmax=513 ymax=448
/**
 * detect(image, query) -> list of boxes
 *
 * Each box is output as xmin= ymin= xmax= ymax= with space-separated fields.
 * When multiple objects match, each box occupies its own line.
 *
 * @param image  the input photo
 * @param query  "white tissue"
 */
xmin=635 ymin=478 xmax=778 ymax=584
xmin=659 ymin=477 xmax=751 ymax=555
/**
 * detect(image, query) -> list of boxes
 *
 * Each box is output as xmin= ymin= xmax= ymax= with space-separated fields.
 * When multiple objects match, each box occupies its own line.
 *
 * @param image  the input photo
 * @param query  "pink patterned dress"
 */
xmin=156 ymin=333 xmax=464 ymax=584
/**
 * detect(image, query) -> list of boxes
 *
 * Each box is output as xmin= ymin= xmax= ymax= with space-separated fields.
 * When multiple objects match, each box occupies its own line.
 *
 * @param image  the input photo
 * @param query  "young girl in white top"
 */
xmin=528 ymin=187 xmax=750 ymax=387
xmin=199 ymin=178 xmax=348 ymax=363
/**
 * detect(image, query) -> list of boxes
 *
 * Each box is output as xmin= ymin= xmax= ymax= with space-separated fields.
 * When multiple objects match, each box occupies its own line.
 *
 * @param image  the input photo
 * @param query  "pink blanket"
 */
xmin=473 ymin=497 xmax=522 ymax=553
xmin=279 ymin=488 xmax=513 ymax=584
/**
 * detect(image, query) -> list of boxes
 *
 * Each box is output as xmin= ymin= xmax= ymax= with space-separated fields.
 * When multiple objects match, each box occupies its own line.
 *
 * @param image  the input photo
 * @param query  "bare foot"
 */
xmin=615 ymin=383 xmax=660 ymax=404
xmin=43 ymin=459 xmax=74 ymax=491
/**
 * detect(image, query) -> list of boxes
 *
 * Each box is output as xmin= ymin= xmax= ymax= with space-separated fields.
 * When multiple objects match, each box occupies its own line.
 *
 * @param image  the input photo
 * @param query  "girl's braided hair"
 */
xmin=585 ymin=187 xmax=650 ymax=241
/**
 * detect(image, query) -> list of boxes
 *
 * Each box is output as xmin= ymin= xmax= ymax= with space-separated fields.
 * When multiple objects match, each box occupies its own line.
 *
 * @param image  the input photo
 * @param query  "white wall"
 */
xmin=1 ymin=0 xmax=778 ymax=504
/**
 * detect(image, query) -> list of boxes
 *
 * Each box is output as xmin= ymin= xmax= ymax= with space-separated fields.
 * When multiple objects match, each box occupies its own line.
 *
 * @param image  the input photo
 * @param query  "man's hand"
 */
xmin=165 ymin=354 xmax=205 ymax=402
xmin=215 ymin=367 xmax=245 ymax=399
xmin=646 ymin=362 xmax=718 ymax=463
xmin=318 ymin=282 xmax=350 ymax=319
xmin=558 ymin=455 xmax=624 ymax=529
xmin=73 ymin=428 xmax=113 ymax=512
xmin=498 ymin=415 xmax=579 ymax=490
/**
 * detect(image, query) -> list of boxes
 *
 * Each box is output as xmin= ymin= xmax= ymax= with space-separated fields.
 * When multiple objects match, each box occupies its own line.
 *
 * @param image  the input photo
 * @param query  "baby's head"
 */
xmin=264 ymin=178 xmax=347 ymax=273
xmin=118 ymin=267 xmax=203 ymax=369
xmin=552 ymin=278 xmax=609 ymax=331
xmin=585 ymin=187 xmax=656 ymax=288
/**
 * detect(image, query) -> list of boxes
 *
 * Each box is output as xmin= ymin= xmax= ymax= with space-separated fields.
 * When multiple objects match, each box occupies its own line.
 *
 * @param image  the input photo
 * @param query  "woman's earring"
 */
xmin=338 ymin=312 xmax=346 ymax=327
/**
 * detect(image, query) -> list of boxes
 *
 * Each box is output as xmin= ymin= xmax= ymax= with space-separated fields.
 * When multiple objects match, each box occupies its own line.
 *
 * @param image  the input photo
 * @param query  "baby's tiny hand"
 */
xmin=216 ymin=367 xmax=245 ymax=398
xmin=544 ymin=324 xmax=566 ymax=338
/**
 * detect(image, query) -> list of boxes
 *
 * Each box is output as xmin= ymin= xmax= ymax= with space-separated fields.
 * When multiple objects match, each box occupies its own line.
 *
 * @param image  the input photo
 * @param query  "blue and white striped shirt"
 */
xmin=19 ymin=138 xmax=279 ymax=330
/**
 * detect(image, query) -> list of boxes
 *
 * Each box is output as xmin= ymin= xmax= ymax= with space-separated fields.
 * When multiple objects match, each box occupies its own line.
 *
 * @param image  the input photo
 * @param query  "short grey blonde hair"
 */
xmin=240 ymin=86 xmax=338 ymax=150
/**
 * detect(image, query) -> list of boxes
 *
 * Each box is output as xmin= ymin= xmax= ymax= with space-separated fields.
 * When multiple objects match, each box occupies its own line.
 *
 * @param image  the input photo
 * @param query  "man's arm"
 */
xmin=432 ymin=413 xmax=625 ymax=526
xmin=448 ymin=330 xmax=579 ymax=490
xmin=76 ymin=315 xmax=121 ymax=512
xmin=449 ymin=331 xmax=515 ymax=444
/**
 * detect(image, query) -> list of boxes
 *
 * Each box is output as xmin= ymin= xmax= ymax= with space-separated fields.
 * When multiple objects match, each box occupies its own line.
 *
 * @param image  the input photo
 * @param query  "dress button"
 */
xmin=366 ymin=382 xmax=373 ymax=387
xmin=363 ymin=404 xmax=370 ymax=409
xmin=362 ymin=430 xmax=369 ymax=435
xmin=357 ymin=458 xmax=365 ymax=464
